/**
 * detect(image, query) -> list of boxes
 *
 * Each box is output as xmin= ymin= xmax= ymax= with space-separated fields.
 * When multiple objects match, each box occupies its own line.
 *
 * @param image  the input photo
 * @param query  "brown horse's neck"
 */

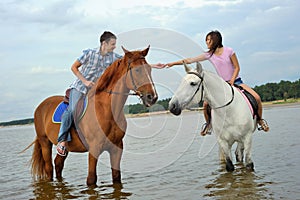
xmin=93 ymin=59 xmax=130 ymax=119
xmin=96 ymin=59 xmax=127 ymax=93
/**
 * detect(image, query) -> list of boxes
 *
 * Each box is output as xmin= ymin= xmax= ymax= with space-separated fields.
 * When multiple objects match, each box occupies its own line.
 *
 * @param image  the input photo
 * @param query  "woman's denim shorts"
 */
xmin=234 ymin=77 xmax=243 ymax=85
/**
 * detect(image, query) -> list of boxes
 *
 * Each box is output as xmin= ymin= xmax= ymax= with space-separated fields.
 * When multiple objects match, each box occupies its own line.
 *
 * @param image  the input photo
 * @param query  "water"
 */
xmin=1 ymin=105 xmax=300 ymax=199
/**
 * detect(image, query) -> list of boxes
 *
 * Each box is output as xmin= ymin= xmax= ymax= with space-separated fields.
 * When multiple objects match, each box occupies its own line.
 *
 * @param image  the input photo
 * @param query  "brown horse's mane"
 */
xmin=95 ymin=58 xmax=126 ymax=93
xmin=95 ymin=50 xmax=146 ymax=94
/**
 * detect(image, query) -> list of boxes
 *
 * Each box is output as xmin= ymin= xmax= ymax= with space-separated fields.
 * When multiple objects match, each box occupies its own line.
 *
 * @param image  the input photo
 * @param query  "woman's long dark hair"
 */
xmin=206 ymin=30 xmax=223 ymax=56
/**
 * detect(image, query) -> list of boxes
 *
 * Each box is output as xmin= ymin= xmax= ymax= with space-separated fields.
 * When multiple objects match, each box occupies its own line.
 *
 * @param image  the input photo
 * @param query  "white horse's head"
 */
xmin=169 ymin=62 xmax=204 ymax=115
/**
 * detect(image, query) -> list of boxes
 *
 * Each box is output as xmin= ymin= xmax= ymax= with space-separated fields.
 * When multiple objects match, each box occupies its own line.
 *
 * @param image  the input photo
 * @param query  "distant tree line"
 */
xmin=125 ymin=98 xmax=171 ymax=114
xmin=253 ymin=79 xmax=300 ymax=102
xmin=126 ymin=79 xmax=300 ymax=114
xmin=0 ymin=118 xmax=34 ymax=127
xmin=1 ymin=79 xmax=299 ymax=126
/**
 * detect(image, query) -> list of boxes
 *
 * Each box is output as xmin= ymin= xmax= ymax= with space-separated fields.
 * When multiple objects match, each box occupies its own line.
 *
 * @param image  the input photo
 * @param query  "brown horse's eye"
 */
xmin=135 ymin=68 xmax=141 ymax=73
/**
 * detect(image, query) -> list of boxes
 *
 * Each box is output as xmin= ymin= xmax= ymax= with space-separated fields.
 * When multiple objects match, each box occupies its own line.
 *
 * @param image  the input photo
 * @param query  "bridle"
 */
xmin=187 ymin=71 xmax=234 ymax=109
xmin=187 ymin=71 xmax=204 ymax=104
xmin=105 ymin=56 xmax=147 ymax=97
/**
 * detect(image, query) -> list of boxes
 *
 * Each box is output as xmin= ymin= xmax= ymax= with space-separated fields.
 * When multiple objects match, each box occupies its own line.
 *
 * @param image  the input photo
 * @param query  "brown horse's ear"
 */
xmin=141 ymin=45 xmax=150 ymax=57
xmin=122 ymin=46 xmax=133 ymax=57
xmin=121 ymin=46 xmax=129 ymax=53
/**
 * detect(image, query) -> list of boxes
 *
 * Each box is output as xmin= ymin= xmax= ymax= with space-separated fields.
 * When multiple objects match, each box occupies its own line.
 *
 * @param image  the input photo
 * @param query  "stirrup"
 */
xmin=57 ymin=143 xmax=67 ymax=156
xmin=258 ymin=119 xmax=269 ymax=132
xmin=200 ymin=122 xmax=212 ymax=136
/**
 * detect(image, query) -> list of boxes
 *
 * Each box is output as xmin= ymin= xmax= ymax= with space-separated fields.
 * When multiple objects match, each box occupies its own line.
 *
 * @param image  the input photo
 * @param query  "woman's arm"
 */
xmin=229 ymin=53 xmax=240 ymax=85
xmin=166 ymin=53 xmax=207 ymax=68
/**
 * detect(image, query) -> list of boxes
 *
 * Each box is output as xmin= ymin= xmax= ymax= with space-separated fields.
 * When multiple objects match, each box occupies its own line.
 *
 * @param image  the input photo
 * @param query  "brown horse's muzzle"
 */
xmin=142 ymin=92 xmax=158 ymax=107
xmin=137 ymin=85 xmax=158 ymax=107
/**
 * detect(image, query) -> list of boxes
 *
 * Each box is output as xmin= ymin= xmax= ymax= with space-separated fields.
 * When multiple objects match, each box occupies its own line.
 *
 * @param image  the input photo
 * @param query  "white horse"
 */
xmin=169 ymin=62 xmax=256 ymax=171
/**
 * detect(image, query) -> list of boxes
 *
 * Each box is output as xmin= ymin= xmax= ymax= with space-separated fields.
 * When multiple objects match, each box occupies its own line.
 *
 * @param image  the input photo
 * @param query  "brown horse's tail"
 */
xmin=30 ymin=138 xmax=47 ymax=179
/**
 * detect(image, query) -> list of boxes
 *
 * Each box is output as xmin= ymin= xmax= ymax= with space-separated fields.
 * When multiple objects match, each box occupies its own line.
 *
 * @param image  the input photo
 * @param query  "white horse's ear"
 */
xmin=183 ymin=61 xmax=191 ymax=72
xmin=196 ymin=62 xmax=203 ymax=73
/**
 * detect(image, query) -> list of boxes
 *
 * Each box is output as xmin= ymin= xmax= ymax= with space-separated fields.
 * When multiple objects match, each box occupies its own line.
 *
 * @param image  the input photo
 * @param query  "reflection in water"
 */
xmin=31 ymin=180 xmax=132 ymax=200
xmin=2 ymin=106 xmax=299 ymax=199
xmin=203 ymin=164 xmax=273 ymax=200
xmin=81 ymin=182 xmax=132 ymax=200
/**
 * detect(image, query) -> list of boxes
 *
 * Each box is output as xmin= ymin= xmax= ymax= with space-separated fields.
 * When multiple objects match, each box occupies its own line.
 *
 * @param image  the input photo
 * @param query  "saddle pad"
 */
xmin=236 ymin=87 xmax=258 ymax=119
xmin=52 ymin=102 xmax=68 ymax=123
xmin=52 ymin=98 xmax=88 ymax=123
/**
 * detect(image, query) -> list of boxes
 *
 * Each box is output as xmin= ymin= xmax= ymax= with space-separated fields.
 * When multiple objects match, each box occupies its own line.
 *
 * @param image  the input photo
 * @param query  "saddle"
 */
xmin=52 ymin=89 xmax=89 ymax=150
xmin=234 ymin=84 xmax=259 ymax=119
xmin=63 ymin=88 xmax=71 ymax=104
xmin=52 ymin=89 xmax=88 ymax=123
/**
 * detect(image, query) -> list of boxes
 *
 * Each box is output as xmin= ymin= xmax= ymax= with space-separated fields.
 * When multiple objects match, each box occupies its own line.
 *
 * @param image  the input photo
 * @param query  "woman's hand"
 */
xmin=228 ymin=79 xmax=235 ymax=86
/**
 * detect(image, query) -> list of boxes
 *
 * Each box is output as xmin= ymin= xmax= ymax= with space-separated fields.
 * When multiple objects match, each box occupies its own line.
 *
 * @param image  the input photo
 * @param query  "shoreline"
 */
xmin=1 ymin=100 xmax=299 ymax=126
xmin=262 ymin=100 xmax=300 ymax=108
xmin=126 ymin=100 xmax=300 ymax=118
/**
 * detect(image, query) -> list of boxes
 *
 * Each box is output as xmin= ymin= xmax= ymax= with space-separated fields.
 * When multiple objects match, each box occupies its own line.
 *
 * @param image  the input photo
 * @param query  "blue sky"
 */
xmin=0 ymin=0 xmax=299 ymax=122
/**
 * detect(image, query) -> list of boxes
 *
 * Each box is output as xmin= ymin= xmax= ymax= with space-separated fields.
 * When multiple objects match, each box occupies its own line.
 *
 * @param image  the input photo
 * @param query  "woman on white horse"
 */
xmin=166 ymin=30 xmax=269 ymax=135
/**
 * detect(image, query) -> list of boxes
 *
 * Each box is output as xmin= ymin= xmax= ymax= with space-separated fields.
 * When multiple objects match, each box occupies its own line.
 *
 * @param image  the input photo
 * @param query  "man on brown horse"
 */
xmin=57 ymin=31 xmax=164 ymax=156
xmin=56 ymin=31 xmax=123 ymax=156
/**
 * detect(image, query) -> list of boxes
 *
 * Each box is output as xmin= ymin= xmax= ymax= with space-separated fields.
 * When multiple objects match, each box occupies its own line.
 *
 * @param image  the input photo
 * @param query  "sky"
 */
xmin=0 ymin=0 xmax=299 ymax=122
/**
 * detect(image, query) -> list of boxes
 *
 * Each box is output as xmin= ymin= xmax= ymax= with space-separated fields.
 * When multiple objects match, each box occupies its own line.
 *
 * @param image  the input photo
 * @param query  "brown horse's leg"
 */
xmin=109 ymin=142 xmax=123 ymax=184
xmin=31 ymin=138 xmax=52 ymax=180
xmin=54 ymin=153 xmax=68 ymax=180
xmin=39 ymin=137 xmax=54 ymax=180
xmin=87 ymin=153 xmax=98 ymax=186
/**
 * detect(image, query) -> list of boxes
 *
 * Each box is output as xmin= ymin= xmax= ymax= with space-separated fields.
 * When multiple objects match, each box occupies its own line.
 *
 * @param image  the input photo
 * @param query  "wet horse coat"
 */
xmin=30 ymin=46 xmax=157 ymax=186
xmin=169 ymin=63 xmax=256 ymax=171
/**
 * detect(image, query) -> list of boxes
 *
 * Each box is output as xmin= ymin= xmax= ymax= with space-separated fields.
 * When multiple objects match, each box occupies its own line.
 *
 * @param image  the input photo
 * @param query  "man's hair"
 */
xmin=100 ymin=31 xmax=117 ymax=44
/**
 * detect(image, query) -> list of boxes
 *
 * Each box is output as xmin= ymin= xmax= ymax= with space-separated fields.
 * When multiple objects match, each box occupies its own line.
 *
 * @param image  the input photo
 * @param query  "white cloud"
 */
xmin=0 ymin=0 xmax=299 ymax=121
xmin=30 ymin=66 xmax=68 ymax=74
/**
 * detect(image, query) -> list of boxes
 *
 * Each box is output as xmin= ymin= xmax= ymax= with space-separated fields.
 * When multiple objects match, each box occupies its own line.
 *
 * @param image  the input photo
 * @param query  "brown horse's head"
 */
xmin=121 ymin=45 xmax=158 ymax=107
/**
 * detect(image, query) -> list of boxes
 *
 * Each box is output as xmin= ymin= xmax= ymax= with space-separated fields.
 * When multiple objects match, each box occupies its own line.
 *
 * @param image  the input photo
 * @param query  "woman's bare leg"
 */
xmin=200 ymin=101 xmax=212 ymax=136
xmin=240 ymin=84 xmax=269 ymax=132
xmin=203 ymin=101 xmax=209 ymax=122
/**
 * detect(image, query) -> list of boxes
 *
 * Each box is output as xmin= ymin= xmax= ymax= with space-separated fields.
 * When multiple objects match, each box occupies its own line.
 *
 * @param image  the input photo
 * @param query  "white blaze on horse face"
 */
xmin=132 ymin=63 xmax=157 ymax=106
xmin=146 ymin=68 xmax=157 ymax=99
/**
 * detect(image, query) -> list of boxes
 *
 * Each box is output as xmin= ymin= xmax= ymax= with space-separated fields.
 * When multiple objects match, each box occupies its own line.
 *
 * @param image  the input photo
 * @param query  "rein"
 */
xmin=187 ymin=71 xmax=234 ymax=109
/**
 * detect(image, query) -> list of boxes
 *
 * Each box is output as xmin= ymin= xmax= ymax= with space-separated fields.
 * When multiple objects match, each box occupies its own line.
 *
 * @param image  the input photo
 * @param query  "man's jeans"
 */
xmin=57 ymin=88 xmax=83 ymax=143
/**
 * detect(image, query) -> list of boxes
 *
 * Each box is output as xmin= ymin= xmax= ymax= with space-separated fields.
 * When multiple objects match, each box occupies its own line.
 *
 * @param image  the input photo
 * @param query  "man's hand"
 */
xmin=84 ymin=80 xmax=95 ymax=88
xmin=151 ymin=63 xmax=166 ymax=69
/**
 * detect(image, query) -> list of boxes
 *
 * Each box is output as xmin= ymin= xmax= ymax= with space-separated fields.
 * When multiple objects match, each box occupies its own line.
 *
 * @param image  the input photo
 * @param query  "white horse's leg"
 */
xmin=243 ymin=134 xmax=254 ymax=171
xmin=218 ymin=139 xmax=234 ymax=171
xmin=218 ymin=147 xmax=225 ymax=163
xmin=235 ymin=142 xmax=244 ymax=162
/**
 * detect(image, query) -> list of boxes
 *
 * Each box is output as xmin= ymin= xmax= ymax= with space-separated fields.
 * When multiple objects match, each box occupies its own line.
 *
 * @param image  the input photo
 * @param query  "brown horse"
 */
xmin=30 ymin=46 xmax=157 ymax=186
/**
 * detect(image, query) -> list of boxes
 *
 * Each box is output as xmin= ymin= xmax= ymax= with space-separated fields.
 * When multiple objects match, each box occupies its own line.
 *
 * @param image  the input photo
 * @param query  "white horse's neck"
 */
xmin=202 ymin=71 xmax=233 ymax=109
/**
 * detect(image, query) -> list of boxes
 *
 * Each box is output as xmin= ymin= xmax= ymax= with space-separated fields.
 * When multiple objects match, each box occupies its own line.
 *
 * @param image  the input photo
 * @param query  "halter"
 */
xmin=187 ymin=71 xmax=234 ymax=109
xmin=106 ymin=56 xmax=147 ymax=97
